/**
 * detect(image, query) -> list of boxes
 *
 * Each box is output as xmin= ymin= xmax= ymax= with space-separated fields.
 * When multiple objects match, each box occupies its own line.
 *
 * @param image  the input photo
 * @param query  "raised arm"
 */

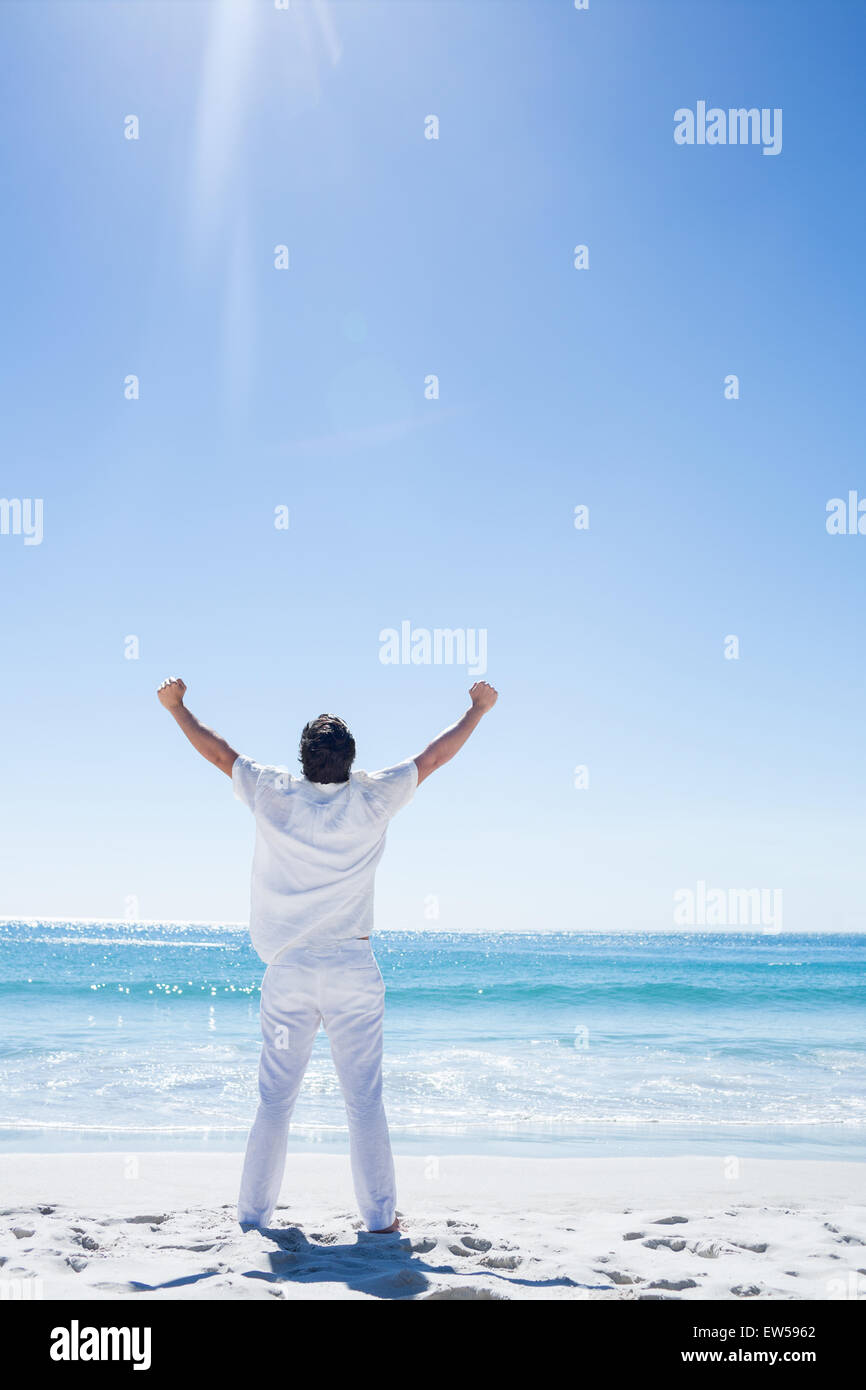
xmin=413 ymin=681 xmax=498 ymax=786
xmin=157 ymin=677 xmax=239 ymax=778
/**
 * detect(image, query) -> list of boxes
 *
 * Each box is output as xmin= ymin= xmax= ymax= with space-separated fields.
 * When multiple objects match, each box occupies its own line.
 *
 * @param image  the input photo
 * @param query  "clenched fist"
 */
xmin=157 ymin=676 xmax=187 ymax=710
xmin=469 ymin=680 xmax=498 ymax=713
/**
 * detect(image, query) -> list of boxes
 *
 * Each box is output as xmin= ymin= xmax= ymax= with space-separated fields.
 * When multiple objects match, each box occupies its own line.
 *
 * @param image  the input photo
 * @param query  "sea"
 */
xmin=1 ymin=921 xmax=864 ymax=1160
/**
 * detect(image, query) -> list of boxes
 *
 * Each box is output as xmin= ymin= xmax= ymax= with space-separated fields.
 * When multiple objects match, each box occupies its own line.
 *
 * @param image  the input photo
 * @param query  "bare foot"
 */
xmin=370 ymin=1217 xmax=401 ymax=1234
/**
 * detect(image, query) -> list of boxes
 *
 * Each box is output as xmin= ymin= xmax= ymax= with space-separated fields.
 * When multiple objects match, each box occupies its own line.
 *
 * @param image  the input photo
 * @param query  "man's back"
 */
xmin=232 ymin=755 xmax=418 ymax=961
xmin=157 ymin=675 xmax=497 ymax=1233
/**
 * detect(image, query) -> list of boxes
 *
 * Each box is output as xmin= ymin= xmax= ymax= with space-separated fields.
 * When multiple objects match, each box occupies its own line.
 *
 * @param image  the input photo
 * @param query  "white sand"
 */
xmin=1 ymin=1153 xmax=864 ymax=1301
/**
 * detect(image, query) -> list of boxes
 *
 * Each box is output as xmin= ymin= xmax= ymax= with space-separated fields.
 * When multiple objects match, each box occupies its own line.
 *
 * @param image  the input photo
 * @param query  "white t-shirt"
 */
xmin=232 ymin=754 xmax=418 ymax=963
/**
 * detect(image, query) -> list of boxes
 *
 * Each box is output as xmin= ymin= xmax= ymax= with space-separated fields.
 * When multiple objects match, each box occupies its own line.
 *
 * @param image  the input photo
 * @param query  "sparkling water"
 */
xmin=1 ymin=922 xmax=864 ymax=1159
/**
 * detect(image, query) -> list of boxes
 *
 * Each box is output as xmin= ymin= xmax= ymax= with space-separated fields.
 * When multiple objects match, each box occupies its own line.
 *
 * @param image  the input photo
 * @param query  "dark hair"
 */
xmin=299 ymin=714 xmax=356 ymax=783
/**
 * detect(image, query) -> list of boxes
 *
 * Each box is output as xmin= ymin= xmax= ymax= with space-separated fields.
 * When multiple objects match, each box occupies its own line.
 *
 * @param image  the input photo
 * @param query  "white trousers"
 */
xmin=237 ymin=938 xmax=396 ymax=1232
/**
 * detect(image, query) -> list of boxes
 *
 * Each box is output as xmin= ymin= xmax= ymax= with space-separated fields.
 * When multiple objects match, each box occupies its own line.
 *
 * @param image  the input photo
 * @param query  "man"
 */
xmin=156 ymin=676 xmax=499 ymax=1234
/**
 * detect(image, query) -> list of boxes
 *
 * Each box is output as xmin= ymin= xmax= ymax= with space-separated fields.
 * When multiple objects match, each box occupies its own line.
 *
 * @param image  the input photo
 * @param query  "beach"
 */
xmin=3 ymin=923 xmax=865 ymax=1301
xmin=2 ymin=1153 xmax=864 ymax=1301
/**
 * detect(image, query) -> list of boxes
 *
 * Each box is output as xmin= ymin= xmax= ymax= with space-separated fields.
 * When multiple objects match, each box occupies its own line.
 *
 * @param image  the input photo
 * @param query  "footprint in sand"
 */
xmin=642 ymin=1237 xmax=686 ymax=1252
xmin=648 ymin=1278 xmax=698 ymax=1291
xmin=409 ymin=1237 xmax=437 ymax=1253
xmin=599 ymin=1269 xmax=641 ymax=1285
xmin=653 ymin=1215 xmax=689 ymax=1226
xmin=460 ymin=1235 xmax=492 ymax=1252
xmin=423 ymin=1285 xmax=509 ymax=1300
xmin=159 ymin=1242 xmax=216 ymax=1253
xmin=689 ymin=1240 xmax=723 ymax=1259
xmin=480 ymin=1253 xmax=521 ymax=1270
xmin=367 ymin=1269 xmax=428 ymax=1296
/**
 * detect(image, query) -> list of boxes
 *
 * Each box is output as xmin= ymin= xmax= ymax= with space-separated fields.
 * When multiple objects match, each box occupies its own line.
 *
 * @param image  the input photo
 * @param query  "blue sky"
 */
xmin=1 ymin=0 xmax=864 ymax=932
